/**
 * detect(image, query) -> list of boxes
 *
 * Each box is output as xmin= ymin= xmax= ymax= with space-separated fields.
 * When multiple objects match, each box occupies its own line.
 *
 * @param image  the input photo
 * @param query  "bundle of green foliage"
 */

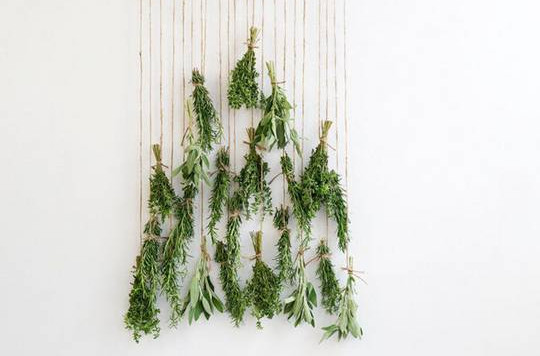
xmin=283 ymin=253 xmax=317 ymax=327
xmin=316 ymin=240 xmax=341 ymax=314
xmin=321 ymin=258 xmax=363 ymax=341
xmin=228 ymin=27 xmax=260 ymax=109
xmin=255 ymin=61 xmax=301 ymax=154
xmin=245 ymin=231 xmax=282 ymax=328
xmin=192 ymin=69 xmax=222 ymax=152
xmin=273 ymin=206 xmax=294 ymax=284
xmin=148 ymin=144 xmax=176 ymax=220
xmin=207 ymin=147 xmax=231 ymax=244
xmin=180 ymin=237 xmax=224 ymax=323
xmin=124 ymin=215 xmax=161 ymax=342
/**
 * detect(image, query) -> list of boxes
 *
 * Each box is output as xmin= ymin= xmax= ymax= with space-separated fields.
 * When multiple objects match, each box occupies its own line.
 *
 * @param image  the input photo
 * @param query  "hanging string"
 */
xmin=182 ymin=0 xmax=186 ymax=142
xmin=317 ymin=0 xmax=322 ymax=137
xmin=333 ymin=0 xmax=339 ymax=172
xmin=159 ymin=0 xmax=164 ymax=148
xmin=281 ymin=0 xmax=287 ymax=203
xmin=138 ymin=0 xmax=143 ymax=243
xmin=301 ymin=0 xmax=306 ymax=169
xmin=170 ymin=0 xmax=176 ymax=179
xmin=292 ymin=0 xmax=297 ymax=170
xmin=260 ymin=0 xmax=265 ymax=95
xmin=200 ymin=0 xmax=207 ymax=241
xmin=227 ymin=0 xmax=231 ymax=152
xmin=343 ymin=0 xmax=351 ymax=267
xmin=148 ymin=0 xmax=153 ymax=168
xmin=218 ymin=0 xmax=223 ymax=122
xmin=249 ymin=0 xmax=254 ymax=127
xmin=274 ymin=0 xmax=277 ymax=66
xmin=232 ymin=0 xmax=237 ymax=172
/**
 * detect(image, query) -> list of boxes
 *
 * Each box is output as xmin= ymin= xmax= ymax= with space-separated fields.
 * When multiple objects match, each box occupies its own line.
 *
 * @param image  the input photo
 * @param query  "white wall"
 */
xmin=1 ymin=0 xmax=540 ymax=355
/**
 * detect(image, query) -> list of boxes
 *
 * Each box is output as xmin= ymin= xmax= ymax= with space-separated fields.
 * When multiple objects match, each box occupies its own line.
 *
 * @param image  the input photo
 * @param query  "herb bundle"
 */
xmin=273 ymin=206 xmax=294 ymax=284
xmin=321 ymin=258 xmax=363 ymax=341
xmin=245 ymin=231 xmax=282 ymax=329
xmin=316 ymin=240 xmax=341 ymax=314
xmin=180 ymin=237 xmax=224 ymax=324
xmin=192 ymin=69 xmax=222 ymax=151
xmin=228 ymin=27 xmax=260 ymax=109
xmin=255 ymin=61 xmax=301 ymax=154
xmin=325 ymin=171 xmax=349 ymax=251
xmin=149 ymin=144 xmax=176 ymax=220
xmin=236 ymin=128 xmax=272 ymax=219
xmin=283 ymin=254 xmax=317 ymax=327
xmin=280 ymin=154 xmax=310 ymax=240
xmin=124 ymin=215 xmax=161 ymax=342
xmin=207 ymin=147 xmax=231 ymax=244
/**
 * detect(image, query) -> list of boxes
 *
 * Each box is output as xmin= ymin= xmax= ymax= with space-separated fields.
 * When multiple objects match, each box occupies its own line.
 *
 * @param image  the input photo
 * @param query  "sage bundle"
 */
xmin=283 ymin=254 xmax=317 ymax=327
xmin=316 ymin=240 xmax=341 ymax=314
xmin=245 ymin=231 xmax=282 ymax=329
xmin=192 ymin=69 xmax=222 ymax=152
xmin=148 ymin=144 xmax=176 ymax=220
xmin=321 ymin=258 xmax=363 ymax=341
xmin=180 ymin=237 xmax=224 ymax=324
xmin=255 ymin=61 xmax=301 ymax=154
xmin=273 ymin=206 xmax=294 ymax=284
xmin=228 ymin=27 xmax=260 ymax=109
xmin=236 ymin=128 xmax=272 ymax=219
xmin=124 ymin=215 xmax=161 ymax=342
xmin=207 ymin=147 xmax=231 ymax=244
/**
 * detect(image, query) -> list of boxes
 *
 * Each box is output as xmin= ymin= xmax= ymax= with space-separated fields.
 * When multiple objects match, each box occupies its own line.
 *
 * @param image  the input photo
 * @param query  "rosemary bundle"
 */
xmin=316 ymin=240 xmax=341 ymax=314
xmin=283 ymin=254 xmax=317 ymax=327
xmin=192 ymin=69 xmax=222 ymax=151
xmin=325 ymin=171 xmax=349 ymax=251
xmin=149 ymin=144 xmax=176 ymax=220
xmin=180 ymin=237 xmax=224 ymax=324
xmin=280 ymin=154 xmax=311 ymax=239
xmin=273 ymin=206 xmax=294 ymax=284
xmin=218 ymin=192 xmax=247 ymax=326
xmin=125 ymin=215 xmax=161 ymax=342
xmin=236 ymin=128 xmax=272 ymax=219
xmin=228 ymin=27 xmax=260 ymax=109
xmin=245 ymin=231 xmax=282 ymax=329
xmin=321 ymin=258 xmax=363 ymax=341
xmin=255 ymin=61 xmax=301 ymax=154
xmin=207 ymin=147 xmax=231 ymax=244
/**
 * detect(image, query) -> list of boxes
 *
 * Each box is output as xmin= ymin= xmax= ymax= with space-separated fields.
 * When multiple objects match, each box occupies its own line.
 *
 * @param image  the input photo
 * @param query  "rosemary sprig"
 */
xmin=245 ymin=231 xmax=282 ymax=329
xmin=180 ymin=237 xmax=224 ymax=324
xmin=149 ymin=144 xmax=176 ymax=220
xmin=326 ymin=171 xmax=349 ymax=251
xmin=255 ymin=61 xmax=301 ymax=154
xmin=280 ymin=154 xmax=311 ymax=240
xmin=124 ymin=215 xmax=161 ymax=342
xmin=321 ymin=258 xmax=363 ymax=341
xmin=191 ymin=69 xmax=222 ymax=151
xmin=316 ymin=240 xmax=341 ymax=314
xmin=228 ymin=27 xmax=260 ymax=109
xmin=236 ymin=128 xmax=272 ymax=219
xmin=273 ymin=206 xmax=294 ymax=284
xmin=207 ymin=147 xmax=231 ymax=244
xmin=283 ymin=253 xmax=317 ymax=327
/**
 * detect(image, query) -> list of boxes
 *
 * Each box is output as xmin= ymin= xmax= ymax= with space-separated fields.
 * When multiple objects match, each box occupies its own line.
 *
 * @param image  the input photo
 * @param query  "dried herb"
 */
xmin=255 ymin=61 xmax=301 ymax=154
xmin=245 ymin=231 xmax=282 ymax=329
xmin=280 ymin=154 xmax=311 ymax=240
xmin=125 ymin=215 xmax=161 ymax=342
xmin=235 ymin=128 xmax=272 ymax=219
xmin=228 ymin=27 xmax=260 ymax=109
xmin=273 ymin=206 xmax=294 ymax=284
xmin=218 ymin=192 xmax=246 ymax=326
xmin=321 ymin=258 xmax=363 ymax=341
xmin=283 ymin=254 xmax=317 ymax=327
xmin=180 ymin=237 xmax=224 ymax=324
xmin=149 ymin=144 xmax=176 ymax=220
xmin=316 ymin=240 xmax=341 ymax=314
xmin=325 ymin=171 xmax=349 ymax=251
xmin=207 ymin=147 xmax=231 ymax=244
xmin=191 ymin=69 xmax=222 ymax=151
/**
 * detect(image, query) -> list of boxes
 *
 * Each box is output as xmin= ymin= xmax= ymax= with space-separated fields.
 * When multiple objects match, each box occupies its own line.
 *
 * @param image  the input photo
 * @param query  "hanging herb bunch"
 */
xmin=283 ymin=252 xmax=317 ymax=327
xmin=316 ymin=239 xmax=341 ymax=314
xmin=228 ymin=26 xmax=260 ymax=109
xmin=274 ymin=205 xmax=294 ymax=285
xmin=207 ymin=147 xmax=231 ymax=244
xmin=280 ymin=154 xmax=310 ymax=241
xmin=148 ymin=144 xmax=176 ymax=220
xmin=192 ymin=69 xmax=222 ymax=151
xmin=245 ymin=231 xmax=282 ymax=329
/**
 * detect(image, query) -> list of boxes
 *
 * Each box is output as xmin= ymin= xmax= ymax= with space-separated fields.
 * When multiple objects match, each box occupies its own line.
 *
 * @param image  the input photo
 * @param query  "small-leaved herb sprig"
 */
xmin=321 ymin=258 xmax=363 ymax=342
xmin=245 ymin=231 xmax=282 ymax=329
xmin=283 ymin=253 xmax=317 ymax=327
xmin=192 ymin=69 xmax=222 ymax=151
xmin=207 ymin=147 xmax=231 ymax=244
xmin=280 ymin=154 xmax=311 ymax=240
xmin=273 ymin=205 xmax=294 ymax=284
xmin=228 ymin=27 xmax=260 ymax=109
xmin=149 ymin=144 xmax=176 ymax=220
xmin=180 ymin=237 xmax=224 ymax=323
xmin=125 ymin=215 xmax=161 ymax=342
xmin=316 ymin=239 xmax=341 ymax=314
xmin=255 ymin=61 xmax=301 ymax=154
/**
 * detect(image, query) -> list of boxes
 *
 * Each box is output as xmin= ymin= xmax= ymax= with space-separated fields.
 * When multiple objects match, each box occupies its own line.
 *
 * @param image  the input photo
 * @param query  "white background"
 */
xmin=1 ymin=0 xmax=540 ymax=355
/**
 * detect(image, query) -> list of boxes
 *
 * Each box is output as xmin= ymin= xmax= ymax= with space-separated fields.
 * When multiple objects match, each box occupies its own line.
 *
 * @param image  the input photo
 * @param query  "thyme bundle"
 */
xmin=316 ymin=240 xmax=341 ymax=314
xmin=125 ymin=215 xmax=161 ymax=342
xmin=283 ymin=254 xmax=317 ymax=327
xmin=273 ymin=206 xmax=294 ymax=284
xmin=180 ymin=237 xmax=224 ymax=323
xmin=236 ymin=128 xmax=272 ymax=219
xmin=321 ymin=258 xmax=363 ymax=341
xmin=255 ymin=61 xmax=301 ymax=154
xmin=207 ymin=147 xmax=231 ymax=244
xmin=245 ymin=231 xmax=282 ymax=329
xmin=191 ymin=69 xmax=222 ymax=151
xmin=149 ymin=144 xmax=176 ymax=220
xmin=228 ymin=27 xmax=260 ymax=109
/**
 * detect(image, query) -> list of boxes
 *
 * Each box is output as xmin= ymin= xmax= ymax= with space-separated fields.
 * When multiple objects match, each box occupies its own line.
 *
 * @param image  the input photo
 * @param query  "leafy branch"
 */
xmin=273 ymin=205 xmax=294 ymax=284
xmin=207 ymin=147 xmax=231 ymax=244
xmin=192 ymin=69 xmax=222 ymax=151
xmin=316 ymin=240 xmax=341 ymax=314
xmin=228 ymin=27 xmax=260 ymax=109
xmin=283 ymin=253 xmax=317 ymax=327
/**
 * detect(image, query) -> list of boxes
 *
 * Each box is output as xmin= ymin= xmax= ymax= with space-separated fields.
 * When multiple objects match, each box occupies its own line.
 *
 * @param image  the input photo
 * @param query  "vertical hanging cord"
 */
xmin=334 ymin=0 xmax=339 ymax=173
xmin=138 ymin=0 xmax=143 ymax=244
xmin=182 ymin=0 xmax=186 ymax=142
xmin=159 ymin=0 xmax=164 ymax=148
xmin=317 ymin=0 xmax=322 ymax=137
xmin=227 ymin=0 xmax=231 ymax=153
xmin=170 ymin=0 xmax=176 ymax=179
xmin=200 ymin=0 xmax=206 ymax=243
xmin=148 ymin=0 xmax=153 ymax=168
xmin=218 ymin=0 xmax=223 ymax=124
xmin=292 ymin=0 xmax=297 ymax=170
xmin=260 ymin=0 xmax=265 ymax=95
xmin=343 ymin=0 xmax=351 ymax=266
xmin=233 ymin=0 xmax=237 ymax=172
xmin=301 ymin=0 xmax=306 ymax=170
xmin=249 ymin=0 xmax=254 ymax=127
xmin=324 ymin=0 xmax=329 ymax=240
xmin=281 ymin=0 xmax=287 ymax=203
